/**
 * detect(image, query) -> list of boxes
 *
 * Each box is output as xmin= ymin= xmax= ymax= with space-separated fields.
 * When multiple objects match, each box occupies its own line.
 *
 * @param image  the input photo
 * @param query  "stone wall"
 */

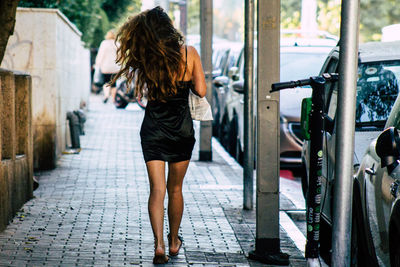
xmin=0 ymin=69 xmax=33 ymax=231
xmin=1 ymin=8 xmax=91 ymax=170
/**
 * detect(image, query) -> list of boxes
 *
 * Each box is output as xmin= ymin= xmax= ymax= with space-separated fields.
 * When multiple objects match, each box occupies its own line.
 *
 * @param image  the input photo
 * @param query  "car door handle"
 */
xmin=365 ymin=167 xmax=376 ymax=176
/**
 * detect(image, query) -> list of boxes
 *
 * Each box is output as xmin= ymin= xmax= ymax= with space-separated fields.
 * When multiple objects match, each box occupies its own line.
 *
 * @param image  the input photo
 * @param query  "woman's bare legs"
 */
xmin=146 ymin=160 xmax=168 ymax=260
xmin=167 ymin=160 xmax=190 ymax=254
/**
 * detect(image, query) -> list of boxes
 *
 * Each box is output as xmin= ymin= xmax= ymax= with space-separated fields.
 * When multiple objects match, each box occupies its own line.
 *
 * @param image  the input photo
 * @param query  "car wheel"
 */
xmin=228 ymin=115 xmax=238 ymax=159
xmin=319 ymin=217 xmax=332 ymax=265
xmin=390 ymin=207 xmax=400 ymax=267
xmin=236 ymin=137 xmax=243 ymax=165
xmin=300 ymin=162 xmax=308 ymax=199
xmin=212 ymin=90 xmax=220 ymax=137
xmin=219 ymin=112 xmax=230 ymax=150
xmin=136 ymin=95 xmax=147 ymax=109
xmin=350 ymin=184 xmax=376 ymax=267
xmin=390 ymin=226 xmax=400 ymax=267
xmin=351 ymin=210 xmax=362 ymax=266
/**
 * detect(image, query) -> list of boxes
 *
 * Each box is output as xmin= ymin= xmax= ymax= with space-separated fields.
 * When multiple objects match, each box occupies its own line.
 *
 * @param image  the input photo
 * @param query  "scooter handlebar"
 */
xmin=271 ymin=78 xmax=311 ymax=92
xmin=270 ymin=73 xmax=339 ymax=92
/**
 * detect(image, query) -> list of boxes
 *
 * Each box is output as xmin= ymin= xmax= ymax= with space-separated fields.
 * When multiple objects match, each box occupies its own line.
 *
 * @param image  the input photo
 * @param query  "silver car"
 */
xmin=221 ymin=41 xmax=334 ymax=165
xmin=301 ymin=41 xmax=400 ymax=266
xmin=212 ymin=43 xmax=243 ymax=136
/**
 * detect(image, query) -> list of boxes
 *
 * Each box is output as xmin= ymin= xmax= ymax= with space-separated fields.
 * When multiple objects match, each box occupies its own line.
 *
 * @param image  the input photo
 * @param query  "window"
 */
xmin=355 ymin=60 xmax=400 ymax=130
xmin=323 ymin=57 xmax=339 ymax=116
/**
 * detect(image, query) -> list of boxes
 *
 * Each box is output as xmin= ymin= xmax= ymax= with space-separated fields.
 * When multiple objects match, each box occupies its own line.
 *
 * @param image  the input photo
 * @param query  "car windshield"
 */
xmin=281 ymin=52 xmax=329 ymax=82
xmin=355 ymin=60 xmax=400 ymax=128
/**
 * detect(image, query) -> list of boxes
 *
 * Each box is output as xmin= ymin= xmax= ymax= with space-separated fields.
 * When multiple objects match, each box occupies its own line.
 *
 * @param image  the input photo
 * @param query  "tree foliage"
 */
xmin=282 ymin=0 xmax=400 ymax=42
xmin=281 ymin=0 xmax=301 ymax=30
xmin=187 ymin=0 xmax=200 ymax=35
xmin=18 ymin=0 xmax=141 ymax=48
xmin=102 ymin=0 xmax=140 ymax=24
xmin=360 ymin=0 xmax=400 ymax=41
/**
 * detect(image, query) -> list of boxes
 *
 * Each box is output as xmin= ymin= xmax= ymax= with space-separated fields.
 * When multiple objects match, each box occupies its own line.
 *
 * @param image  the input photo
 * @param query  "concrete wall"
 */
xmin=0 ymin=69 xmax=33 ymax=231
xmin=1 ymin=8 xmax=91 ymax=170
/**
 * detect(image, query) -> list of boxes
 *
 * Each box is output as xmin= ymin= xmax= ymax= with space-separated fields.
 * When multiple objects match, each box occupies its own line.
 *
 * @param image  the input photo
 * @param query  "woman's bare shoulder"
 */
xmin=186 ymin=45 xmax=199 ymax=55
xmin=186 ymin=45 xmax=200 ymax=62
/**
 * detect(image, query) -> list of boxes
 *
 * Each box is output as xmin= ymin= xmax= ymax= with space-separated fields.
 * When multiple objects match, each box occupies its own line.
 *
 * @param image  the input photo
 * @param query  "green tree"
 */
xmin=19 ymin=0 xmax=105 ymax=46
xmin=106 ymin=0 xmax=142 ymax=29
xmin=317 ymin=0 xmax=341 ymax=37
xmin=18 ymin=0 xmax=142 ymax=47
xmin=102 ymin=0 xmax=141 ymax=24
xmin=281 ymin=0 xmax=301 ymax=30
xmin=187 ymin=0 xmax=200 ymax=35
xmin=360 ymin=0 xmax=400 ymax=41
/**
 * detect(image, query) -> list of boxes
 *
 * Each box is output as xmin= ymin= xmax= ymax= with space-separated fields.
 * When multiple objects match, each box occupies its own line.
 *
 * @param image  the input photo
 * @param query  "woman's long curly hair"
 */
xmin=112 ymin=6 xmax=184 ymax=102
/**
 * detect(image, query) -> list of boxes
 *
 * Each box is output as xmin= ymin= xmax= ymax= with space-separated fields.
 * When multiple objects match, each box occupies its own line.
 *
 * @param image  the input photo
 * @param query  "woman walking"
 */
xmin=112 ymin=6 xmax=206 ymax=264
xmin=95 ymin=30 xmax=120 ymax=103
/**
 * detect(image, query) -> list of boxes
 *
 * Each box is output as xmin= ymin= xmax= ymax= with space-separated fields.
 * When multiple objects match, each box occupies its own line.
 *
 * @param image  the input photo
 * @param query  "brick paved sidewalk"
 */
xmin=0 ymin=95 xmax=305 ymax=266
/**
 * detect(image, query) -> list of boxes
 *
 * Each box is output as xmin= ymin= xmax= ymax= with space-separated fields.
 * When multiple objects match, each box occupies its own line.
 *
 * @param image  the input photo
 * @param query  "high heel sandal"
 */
xmin=167 ymin=233 xmax=183 ymax=256
xmin=152 ymin=254 xmax=169 ymax=264
xmin=153 ymin=242 xmax=168 ymax=264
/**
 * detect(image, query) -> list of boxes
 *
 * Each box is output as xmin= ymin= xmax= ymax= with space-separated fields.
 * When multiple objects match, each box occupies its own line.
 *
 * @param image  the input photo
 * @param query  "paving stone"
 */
xmin=0 ymin=95 xmax=306 ymax=266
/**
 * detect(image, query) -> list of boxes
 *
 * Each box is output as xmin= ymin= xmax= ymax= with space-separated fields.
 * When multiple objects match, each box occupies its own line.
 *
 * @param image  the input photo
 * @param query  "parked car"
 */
xmin=212 ymin=43 xmax=243 ymax=136
xmin=301 ymin=41 xmax=400 ymax=266
xmin=218 ymin=39 xmax=335 ymax=165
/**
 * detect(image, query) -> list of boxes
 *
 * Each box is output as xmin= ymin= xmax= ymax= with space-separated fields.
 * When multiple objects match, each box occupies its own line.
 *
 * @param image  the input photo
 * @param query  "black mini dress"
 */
xmin=140 ymin=48 xmax=195 ymax=162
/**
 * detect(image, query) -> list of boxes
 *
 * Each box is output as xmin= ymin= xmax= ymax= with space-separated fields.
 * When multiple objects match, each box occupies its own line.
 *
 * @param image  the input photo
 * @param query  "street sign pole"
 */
xmin=331 ymin=0 xmax=360 ymax=265
xmin=243 ymin=0 xmax=255 ymax=210
xmin=199 ymin=0 xmax=212 ymax=161
xmin=249 ymin=0 xmax=289 ymax=265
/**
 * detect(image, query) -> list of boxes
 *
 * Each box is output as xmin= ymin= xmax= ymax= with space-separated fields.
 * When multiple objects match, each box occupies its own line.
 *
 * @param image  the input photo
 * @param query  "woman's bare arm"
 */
xmin=189 ymin=46 xmax=207 ymax=97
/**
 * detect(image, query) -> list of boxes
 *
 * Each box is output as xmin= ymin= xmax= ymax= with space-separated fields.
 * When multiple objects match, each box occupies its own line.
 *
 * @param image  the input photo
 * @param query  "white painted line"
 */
xmin=280 ymin=178 xmax=306 ymax=210
xmin=198 ymin=184 xmax=242 ymax=190
xmin=212 ymin=135 xmax=308 ymax=257
xmin=212 ymin=137 xmax=242 ymax=170
xmin=280 ymin=211 xmax=306 ymax=257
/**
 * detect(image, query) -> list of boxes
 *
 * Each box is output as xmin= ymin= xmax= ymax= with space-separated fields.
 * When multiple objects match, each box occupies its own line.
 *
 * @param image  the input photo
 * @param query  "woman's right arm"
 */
xmin=190 ymin=46 xmax=207 ymax=98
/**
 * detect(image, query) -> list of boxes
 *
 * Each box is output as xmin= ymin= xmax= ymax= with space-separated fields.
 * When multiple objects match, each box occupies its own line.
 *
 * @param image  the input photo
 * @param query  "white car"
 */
xmin=301 ymin=41 xmax=400 ymax=266
xmin=220 ymin=39 xmax=335 ymax=165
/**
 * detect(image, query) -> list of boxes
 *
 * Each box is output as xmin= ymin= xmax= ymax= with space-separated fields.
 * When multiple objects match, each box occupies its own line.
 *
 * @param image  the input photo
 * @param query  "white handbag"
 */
xmin=188 ymin=90 xmax=213 ymax=121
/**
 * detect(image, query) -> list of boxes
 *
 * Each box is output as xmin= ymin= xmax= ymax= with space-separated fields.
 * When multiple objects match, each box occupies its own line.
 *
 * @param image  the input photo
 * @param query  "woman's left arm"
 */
xmin=190 ymin=46 xmax=207 ymax=98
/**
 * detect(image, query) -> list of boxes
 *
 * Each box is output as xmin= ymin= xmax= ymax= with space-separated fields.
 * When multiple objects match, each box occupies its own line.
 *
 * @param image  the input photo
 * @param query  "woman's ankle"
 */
xmin=154 ymin=239 xmax=165 ymax=254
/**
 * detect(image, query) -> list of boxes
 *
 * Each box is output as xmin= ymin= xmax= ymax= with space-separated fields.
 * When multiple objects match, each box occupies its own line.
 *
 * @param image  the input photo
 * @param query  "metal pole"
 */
xmin=305 ymin=78 xmax=326 ymax=267
xmin=199 ymin=0 xmax=212 ymax=161
xmin=243 ymin=0 xmax=255 ymax=210
xmin=179 ymin=0 xmax=187 ymax=37
xmin=331 ymin=0 xmax=360 ymax=265
xmin=249 ymin=0 xmax=289 ymax=264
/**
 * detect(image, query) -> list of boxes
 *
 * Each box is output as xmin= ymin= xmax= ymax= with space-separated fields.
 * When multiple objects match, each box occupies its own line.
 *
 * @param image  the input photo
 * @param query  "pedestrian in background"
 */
xmin=95 ymin=30 xmax=120 ymax=103
xmin=112 ymin=6 xmax=206 ymax=264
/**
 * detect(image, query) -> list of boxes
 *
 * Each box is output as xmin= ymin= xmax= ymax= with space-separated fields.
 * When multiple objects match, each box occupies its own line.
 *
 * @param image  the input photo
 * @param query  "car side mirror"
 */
xmin=375 ymin=127 xmax=400 ymax=174
xmin=212 ymin=69 xmax=222 ymax=78
xmin=213 ymin=76 xmax=229 ymax=87
xmin=232 ymin=80 xmax=244 ymax=94
xmin=228 ymin=67 xmax=239 ymax=81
